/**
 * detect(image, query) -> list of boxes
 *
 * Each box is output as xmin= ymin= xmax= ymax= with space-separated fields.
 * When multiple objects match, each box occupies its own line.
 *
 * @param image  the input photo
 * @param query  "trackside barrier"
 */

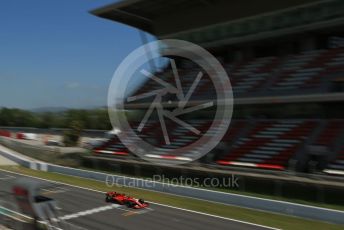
xmin=1 ymin=147 xmax=344 ymax=225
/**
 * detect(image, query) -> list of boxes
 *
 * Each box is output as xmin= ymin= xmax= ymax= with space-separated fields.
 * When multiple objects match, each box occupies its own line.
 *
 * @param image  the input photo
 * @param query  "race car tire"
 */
xmin=126 ymin=202 xmax=134 ymax=208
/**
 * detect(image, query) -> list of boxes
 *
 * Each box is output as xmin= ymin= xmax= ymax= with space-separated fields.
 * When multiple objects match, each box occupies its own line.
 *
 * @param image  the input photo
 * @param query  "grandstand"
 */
xmin=92 ymin=0 xmax=344 ymax=175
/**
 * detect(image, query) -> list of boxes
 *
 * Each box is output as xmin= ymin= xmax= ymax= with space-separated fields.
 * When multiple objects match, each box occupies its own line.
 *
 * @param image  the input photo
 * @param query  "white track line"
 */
xmin=41 ymin=187 xmax=68 ymax=195
xmin=56 ymin=204 xmax=123 ymax=221
xmin=0 ymin=174 xmax=15 ymax=180
xmin=0 ymin=168 xmax=279 ymax=230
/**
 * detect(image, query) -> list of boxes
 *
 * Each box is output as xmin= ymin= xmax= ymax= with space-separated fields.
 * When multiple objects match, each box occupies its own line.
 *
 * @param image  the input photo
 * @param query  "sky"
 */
xmin=0 ymin=0 xmax=155 ymax=110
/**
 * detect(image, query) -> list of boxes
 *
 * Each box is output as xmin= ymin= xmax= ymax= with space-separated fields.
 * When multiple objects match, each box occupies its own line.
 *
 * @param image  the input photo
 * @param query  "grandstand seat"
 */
xmin=127 ymin=46 xmax=344 ymax=101
xmin=217 ymin=120 xmax=317 ymax=170
xmin=325 ymin=149 xmax=344 ymax=174
xmin=94 ymin=135 xmax=129 ymax=156
xmin=321 ymin=120 xmax=344 ymax=175
xmin=227 ymin=56 xmax=279 ymax=96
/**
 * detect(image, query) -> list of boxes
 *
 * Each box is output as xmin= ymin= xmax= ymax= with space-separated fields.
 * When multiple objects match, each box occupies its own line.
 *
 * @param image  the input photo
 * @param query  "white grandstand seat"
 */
xmin=217 ymin=120 xmax=317 ymax=170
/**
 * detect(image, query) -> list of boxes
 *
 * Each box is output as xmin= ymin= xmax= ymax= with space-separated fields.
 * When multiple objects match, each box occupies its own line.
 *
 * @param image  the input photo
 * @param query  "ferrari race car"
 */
xmin=105 ymin=191 xmax=149 ymax=209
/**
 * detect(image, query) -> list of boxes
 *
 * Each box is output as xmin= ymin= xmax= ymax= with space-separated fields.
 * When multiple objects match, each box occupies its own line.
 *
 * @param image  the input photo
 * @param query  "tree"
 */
xmin=63 ymin=120 xmax=83 ymax=147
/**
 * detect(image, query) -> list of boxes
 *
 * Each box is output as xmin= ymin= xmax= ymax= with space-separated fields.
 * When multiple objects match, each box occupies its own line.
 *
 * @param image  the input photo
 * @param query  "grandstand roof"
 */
xmin=91 ymin=0 xmax=205 ymax=34
xmin=91 ymin=0 xmax=316 ymax=37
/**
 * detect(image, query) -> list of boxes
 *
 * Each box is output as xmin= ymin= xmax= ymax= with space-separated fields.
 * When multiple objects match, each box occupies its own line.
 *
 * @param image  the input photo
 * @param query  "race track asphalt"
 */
xmin=0 ymin=170 xmax=276 ymax=230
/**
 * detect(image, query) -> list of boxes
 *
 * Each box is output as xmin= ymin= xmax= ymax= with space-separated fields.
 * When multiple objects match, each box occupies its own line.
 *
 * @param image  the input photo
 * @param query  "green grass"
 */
xmin=1 ymin=165 xmax=343 ymax=230
xmin=78 ymin=166 xmax=344 ymax=211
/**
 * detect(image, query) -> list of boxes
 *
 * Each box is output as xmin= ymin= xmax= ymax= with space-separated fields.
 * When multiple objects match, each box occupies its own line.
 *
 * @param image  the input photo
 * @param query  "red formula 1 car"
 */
xmin=105 ymin=191 xmax=149 ymax=209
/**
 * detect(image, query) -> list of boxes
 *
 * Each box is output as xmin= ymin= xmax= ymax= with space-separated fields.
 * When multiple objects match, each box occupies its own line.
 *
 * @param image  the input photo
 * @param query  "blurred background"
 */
xmin=1 ymin=0 xmax=344 ymax=229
